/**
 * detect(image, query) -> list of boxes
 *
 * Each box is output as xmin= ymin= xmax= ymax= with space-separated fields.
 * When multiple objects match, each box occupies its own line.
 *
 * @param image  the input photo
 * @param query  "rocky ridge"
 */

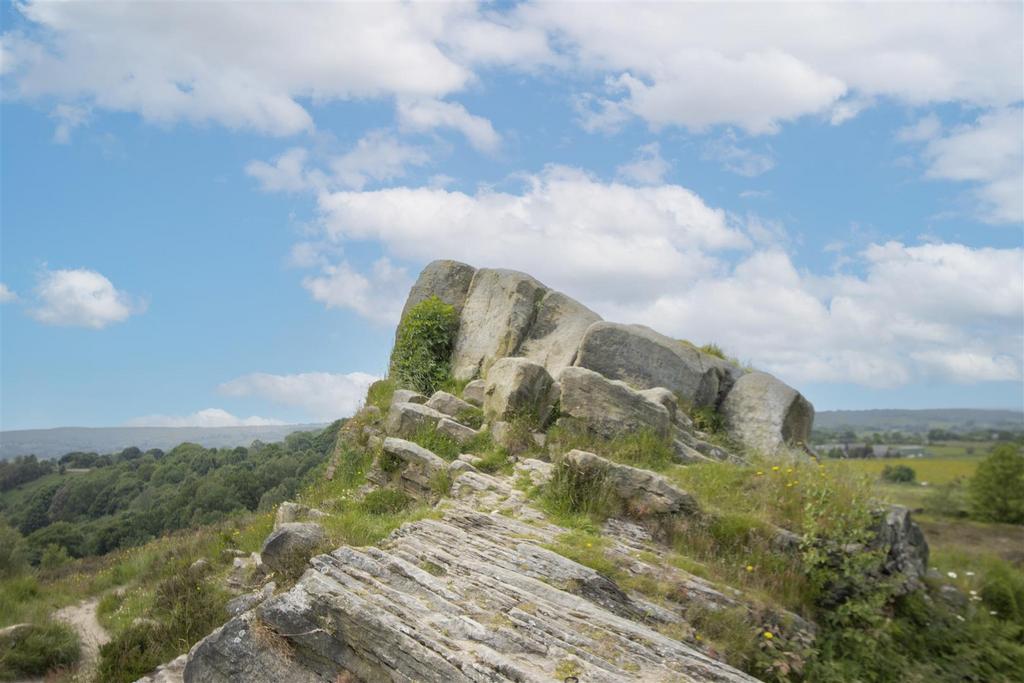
xmin=176 ymin=260 xmax=929 ymax=683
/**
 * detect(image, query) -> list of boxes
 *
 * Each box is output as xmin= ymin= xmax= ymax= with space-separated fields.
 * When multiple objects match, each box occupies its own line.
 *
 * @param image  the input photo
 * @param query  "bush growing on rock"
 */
xmin=390 ymin=296 xmax=459 ymax=395
xmin=0 ymin=620 xmax=80 ymax=679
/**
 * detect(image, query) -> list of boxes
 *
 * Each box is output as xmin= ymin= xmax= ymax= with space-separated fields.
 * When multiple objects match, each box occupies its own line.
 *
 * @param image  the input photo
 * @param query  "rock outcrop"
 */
xmin=575 ymin=322 xmax=726 ymax=408
xmin=482 ymin=357 xmax=555 ymax=423
xmin=517 ymin=290 xmax=602 ymax=375
xmin=564 ymin=450 xmax=700 ymax=520
xmin=451 ymin=268 xmax=548 ymax=381
xmin=719 ymin=371 xmax=814 ymax=455
xmin=260 ymin=523 xmax=325 ymax=577
xmin=398 ymin=259 xmax=476 ymax=320
xmin=185 ymin=508 xmax=757 ymax=683
xmin=559 ymin=366 xmax=671 ymax=439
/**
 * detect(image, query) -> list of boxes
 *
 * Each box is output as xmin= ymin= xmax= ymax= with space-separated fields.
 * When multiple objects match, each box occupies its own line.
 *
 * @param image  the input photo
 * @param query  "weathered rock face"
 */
xmin=872 ymin=506 xmax=930 ymax=595
xmin=436 ymin=416 xmax=478 ymax=444
xmin=185 ymin=508 xmax=757 ymax=683
xmin=559 ymin=366 xmax=671 ymax=439
xmin=398 ymin=259 xmax=476 ymax=320
xmin=517 ymin=290 xmax=602 ymax=376
xmin=575 ymin=322 xmax=729 ymax=408
xmin=483 ymin=357 xmax=555 ymax=423
xmin=273 ymin=502 xmax=326 ymax=530
xmin=719 ymin=371 xmax=814 ymax=455
xmin=451 ymin=268 xmax=547 ymax=381
xmin=260 ymin=523 xmax=325 ymax=577
xmin=425 ymin=390 xmax=475 ymax=418
xmin=391 ymin=388 xmax=427 ymax=405
xmin=462 ymin=379 xmax=485 ymax=406
xmin=375 ymin=437 xmax=448 ymax=499
xmin=564 ymin=450 xmax=700 ymax=519
xmin=384 ymin=401 xmax=446 ymax=438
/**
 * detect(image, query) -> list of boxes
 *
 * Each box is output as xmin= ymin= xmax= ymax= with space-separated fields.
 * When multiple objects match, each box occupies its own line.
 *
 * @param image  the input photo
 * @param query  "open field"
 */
xmin=827 ymin=456 xmax=979 ymax=485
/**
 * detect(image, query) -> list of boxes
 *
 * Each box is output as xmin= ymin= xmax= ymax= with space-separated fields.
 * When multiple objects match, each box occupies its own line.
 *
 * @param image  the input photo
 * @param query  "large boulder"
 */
xmin=483 ymin=357 xmax=555 ymax=423
xmin=559 ymin=366 xmax=671 ymax=439
xmin=517 ymin=290 xmax=601 ymax=376
xmin=260 ymin=523 xmax=325 ymax=577
xmin=564 ymin=450 xmax=700 ymax=519
xmin=719 ymin=372 xmax=814 ymax=455
xmin=575 ymin=322 xmax=733 ymax=407
xmin=274 ymin=502 xmax=326 ymax=530
xmin=398 ymin=259 xmax=476 ymax=320
xmin=461 ymin=379 xmax=485 ymax=406
xmin=425 ymin=391 xmax=475 ymax=418
xmin=450 ymin=269 xmax=547 ymax=381
xmin=385 ymin=401 xmax=446 ymax=438
xmin=378 ymin=437 xmax=448 ymax=498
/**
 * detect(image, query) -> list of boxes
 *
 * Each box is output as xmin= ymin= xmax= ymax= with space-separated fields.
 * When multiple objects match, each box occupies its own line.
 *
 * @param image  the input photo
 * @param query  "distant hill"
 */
xmin=814 ymin=409 xmax=1024 ymax=434
xmin=0 ymin=424 xmax=329 ymax=460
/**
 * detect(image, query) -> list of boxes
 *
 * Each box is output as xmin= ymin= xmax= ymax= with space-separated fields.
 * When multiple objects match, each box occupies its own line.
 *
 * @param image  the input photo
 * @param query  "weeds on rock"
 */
xmin=546 ymin=422 xmax=675 ymax=471
xmin=390 ymin=296 xmax=459 ymax=395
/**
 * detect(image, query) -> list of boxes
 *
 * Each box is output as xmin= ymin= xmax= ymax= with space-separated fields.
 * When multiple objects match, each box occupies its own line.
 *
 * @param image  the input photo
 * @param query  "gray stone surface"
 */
xmin=384 ymin=401 xmax=446 ymax=438
xmin=517 ymin=290 xmax=602 ymax=376
xmin=391 ymin=389 xmax=427 ymax=405
xmin=436 ymin=417 xmax=478 ymax=444
xmin=425 ymin=390 xmax=475 ymax=418
xmin=719 ymin=371 xmax=814 ymax=455
xmin=462 ymin=379 xmax=486 ymax=406
xmin=398 ymin=259 xmax=476 ymax=320
xmin=135 ymin=653 xmax=188 ymax=683
xmin=483 ymin=357 xmax=554 ymax=423
xmin=638 ymin=387 xmax=679 ymax=422
xmin=451 ymin=268 xmax=547 ymax=381
xmin=259 ymin=523 xmax=325 ymax=577
xmin=873 ymin=505 xmax=930 ymax=595
xmin=375 ymin=437 xmax=448 ymax=499
xmin=559 ymin=366 xmax=671 ymax=439
xmin=575 ymin=322 xmax=733 ymax=407
xmin=273 ymin=502 xmax=326 ymax=530
xmin=184 ymin=508 xmax=756 ymax=683
xmin=564 ymin=450 xmax=700 ymax=518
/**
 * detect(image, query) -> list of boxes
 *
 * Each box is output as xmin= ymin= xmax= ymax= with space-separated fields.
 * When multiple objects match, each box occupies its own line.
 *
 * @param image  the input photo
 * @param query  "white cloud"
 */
xmin=275 ymin=168 xmax=1022 ymax=388
xmin=616 ymin=143 xmax=670 ymax=185
xmin=397 ymin=98 xmax=501 ymax=153
xmin=246 ymin=133 xmax=429 ymax=195
xmin=126 ymin=408 xmax=284 ymax=428
xmin=311 ymin=165 xmax=748 ymax=313
xmin=896 ymin=113 xmax=942 ymax=143
xmin=330 ymin=131 xmax=430 ymax=190
xmin=702 ymin=132 xmax=776 ymax=177
xmin=30 ymin=268 xmax=144 ymax=328
xmin=219 ymin=371 xmax=379 ymax=421
xmin=49 ymin=103 xmax=89 ymax=143
xmin=6 ymin=2 xmax=1019 ymax=139
xmin=523 ymin=2 xmax=1022 ymax=133
xmin=245 ymin=147 xmax=313 ymax=194
xmin=302 ymin=258 xmax=412 ymax=325
xmin=920 ymin=108 xmax=1023 ymax=224
xmin=0 ymin=283 xmax=16 ymax=303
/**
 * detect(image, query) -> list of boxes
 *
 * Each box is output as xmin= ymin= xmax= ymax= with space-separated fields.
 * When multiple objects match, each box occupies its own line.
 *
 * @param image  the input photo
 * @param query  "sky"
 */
xmin=1 ymin=1 xmax=1022 ymax=431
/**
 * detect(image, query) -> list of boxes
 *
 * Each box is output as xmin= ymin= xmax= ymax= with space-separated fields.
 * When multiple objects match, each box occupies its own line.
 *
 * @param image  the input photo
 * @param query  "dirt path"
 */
xmin=54 ymin=598 xmax=110 ymax=680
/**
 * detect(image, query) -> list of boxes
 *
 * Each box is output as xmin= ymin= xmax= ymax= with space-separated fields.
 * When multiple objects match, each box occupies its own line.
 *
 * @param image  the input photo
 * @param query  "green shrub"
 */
xmin=692 ymin=406 xmax=725 ymax=434
xmin=880 ymin=464 xmax=916 ymax=484
xmin=699 ymin=342 xmax=727 ymax=359
xmin=540 ymin=457 xmax=617 ymax=525
xmin=390 ymin=296 xmax=459 ymax=394
xmin=359 ymin=488 xmax=412 ymax=515
xmin=923 ymin=480 xmax=969 ymax=518
xmin=968 ymin=444 xmax=1024 ymax=524
xmin=365 ymin=379 xmax=395 ymax=414
xmin=0 ymin=521 xmax=29 ymax=578
xmin=96 ymin=620 xmax=164 ymax=683
xmin=0 ymin=620 xmax=80 ymax=679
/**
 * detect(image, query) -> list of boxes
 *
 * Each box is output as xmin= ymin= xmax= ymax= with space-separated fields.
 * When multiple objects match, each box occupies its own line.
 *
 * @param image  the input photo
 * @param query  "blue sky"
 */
xmin=1 ymin=1 xmax=1022 ymax=430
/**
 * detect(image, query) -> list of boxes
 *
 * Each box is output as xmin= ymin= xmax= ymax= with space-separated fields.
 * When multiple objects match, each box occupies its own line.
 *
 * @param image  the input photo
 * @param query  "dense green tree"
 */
xmin=969 ymin=445 xmax=1024 ymax=524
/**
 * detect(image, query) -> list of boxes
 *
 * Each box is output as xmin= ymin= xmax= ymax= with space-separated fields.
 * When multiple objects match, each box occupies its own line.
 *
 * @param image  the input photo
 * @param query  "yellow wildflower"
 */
xmin=771 ymin=466 xmax=780 ymax=472
xmin=745 ymin=564 xmax=754 ymax=572
xmin=763 ymin=631 xmax=773 ymax=639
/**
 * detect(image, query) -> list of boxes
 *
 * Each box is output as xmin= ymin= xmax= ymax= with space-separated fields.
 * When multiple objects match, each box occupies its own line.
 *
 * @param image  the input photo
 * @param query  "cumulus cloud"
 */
xmin=397 ymin=98 xmax=501 ymax=153
xmin=5 ymin=2 xmax=1019 ymax=139
xmin=616 ymin=143 xmax=670 ymax=185
xmin=330 ymin=131 xmax=430 ymax=190
xmin=920 ymin=108 xmax=1023 ymax=224
xmin=49 ymin=103 xmax=89 ymax=143
xmin=524 ymin=2 xmax=1022 ymax=133
xmin=29 ymin=268 xmax=144 ymax=328
xmin=268 ymin=167 xmax=1022 ymax=388
xmin=126 ymin=408 xmax=284 ymax=428
xmin=0 ymin=283 xmax=16 ymax=303
xmin=245 ymin=147 xmax=313 ymax=194
xmin=219 ymin=371 xmax=379 ymax=421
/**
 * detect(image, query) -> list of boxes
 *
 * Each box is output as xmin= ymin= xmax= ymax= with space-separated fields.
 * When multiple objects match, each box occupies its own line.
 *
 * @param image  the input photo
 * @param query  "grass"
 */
xmin=831 ymin=456 xmax=978 ymax=485
xmin=0 ymin=620 xmax=81 ymax=680
xmin=365 ymin=378 xmax=395 ymax=414
xmin=546 ymin=422 xmax=676 ymax=471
